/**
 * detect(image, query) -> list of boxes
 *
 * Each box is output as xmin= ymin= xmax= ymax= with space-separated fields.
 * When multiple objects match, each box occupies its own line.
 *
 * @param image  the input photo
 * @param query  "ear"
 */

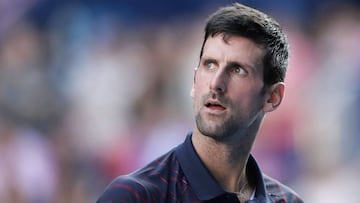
xmin=190 ymin=67 xmax=198 ymax=98
xmin=263 ymin=82 xmax=285 ymax=113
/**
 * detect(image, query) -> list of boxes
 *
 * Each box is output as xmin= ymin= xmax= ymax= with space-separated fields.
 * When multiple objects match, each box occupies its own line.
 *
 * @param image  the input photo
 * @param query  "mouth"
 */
xmin=205 ymin=100 xmax=226 ymax=111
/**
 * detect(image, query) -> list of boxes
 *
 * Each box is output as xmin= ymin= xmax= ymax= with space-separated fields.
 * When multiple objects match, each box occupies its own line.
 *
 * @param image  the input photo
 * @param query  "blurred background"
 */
xmin=1 ymin=0 xmax=360 ymax=202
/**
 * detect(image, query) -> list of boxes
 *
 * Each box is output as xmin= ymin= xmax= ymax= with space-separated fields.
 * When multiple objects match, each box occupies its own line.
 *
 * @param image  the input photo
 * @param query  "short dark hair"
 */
xmin=199 ymin=3 xmax=289 ymax=86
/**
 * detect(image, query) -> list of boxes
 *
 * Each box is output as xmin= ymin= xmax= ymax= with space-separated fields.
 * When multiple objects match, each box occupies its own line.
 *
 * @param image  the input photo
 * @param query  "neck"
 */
xmin=192 ymin=129 xmax=256 ymax=193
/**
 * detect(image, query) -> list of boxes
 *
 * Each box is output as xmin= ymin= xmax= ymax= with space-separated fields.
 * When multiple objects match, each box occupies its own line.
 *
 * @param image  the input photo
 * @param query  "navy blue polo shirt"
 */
xmin=97 ymin=133 xmax=303 ymax=203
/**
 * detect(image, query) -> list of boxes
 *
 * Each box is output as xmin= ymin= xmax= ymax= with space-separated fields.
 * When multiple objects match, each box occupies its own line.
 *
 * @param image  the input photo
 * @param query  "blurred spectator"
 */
xmin=0 ymin=116 xmax=57 ymax=203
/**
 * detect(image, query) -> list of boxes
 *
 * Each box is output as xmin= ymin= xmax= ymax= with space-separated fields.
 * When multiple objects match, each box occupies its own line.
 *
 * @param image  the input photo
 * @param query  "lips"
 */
xmin=205 ymin=100 xmax=226 ymax=110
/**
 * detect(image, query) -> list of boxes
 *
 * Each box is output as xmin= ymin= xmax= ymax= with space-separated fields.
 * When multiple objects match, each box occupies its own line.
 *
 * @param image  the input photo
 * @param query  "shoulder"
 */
xmin=263 ymin=174 xmax=304 ymax=203
xmin=96 ymin=175 xmax=160 ymax=203
xmin=97 ymin=149 xmax=180 ymax=203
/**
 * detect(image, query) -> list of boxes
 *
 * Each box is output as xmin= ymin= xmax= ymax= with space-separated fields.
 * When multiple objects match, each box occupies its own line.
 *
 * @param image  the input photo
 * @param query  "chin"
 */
xmin=196 ymin=113 xmax=239 ymax=138
xmin=197 ymin=125 xmax=231 ymax=141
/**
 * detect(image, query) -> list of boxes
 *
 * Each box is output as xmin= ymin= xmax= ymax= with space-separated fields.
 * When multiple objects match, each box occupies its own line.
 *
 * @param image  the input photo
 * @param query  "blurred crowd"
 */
xmin=0 ymin=0 xmax=360 ymax=202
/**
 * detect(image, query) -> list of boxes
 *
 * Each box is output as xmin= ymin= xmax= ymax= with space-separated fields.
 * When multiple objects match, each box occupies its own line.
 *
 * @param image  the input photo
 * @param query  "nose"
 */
xmin=209 ymin=68 xmax=227 ymax=93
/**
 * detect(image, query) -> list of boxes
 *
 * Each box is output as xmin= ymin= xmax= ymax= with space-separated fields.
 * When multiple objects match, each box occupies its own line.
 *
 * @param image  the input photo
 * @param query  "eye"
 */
xmin=233 ymin=67 xmax=247 ymax=75
xmin=205 ymin=62 xmax=216 ymax=70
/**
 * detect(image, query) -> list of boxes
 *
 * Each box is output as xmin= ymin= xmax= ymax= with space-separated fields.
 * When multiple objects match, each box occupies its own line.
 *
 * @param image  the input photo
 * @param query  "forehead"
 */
xmin=202 ymin=34 xmax=265 ymax=69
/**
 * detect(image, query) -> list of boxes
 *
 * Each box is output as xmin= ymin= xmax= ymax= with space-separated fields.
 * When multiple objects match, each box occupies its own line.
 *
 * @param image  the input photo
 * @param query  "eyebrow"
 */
xmin=201 ymin=55 xmax=256 ymax=71
xmin=202 ymin=57 xmax=218 ymax=64
xmin=226 ymin=61 xmax=255 ymax=70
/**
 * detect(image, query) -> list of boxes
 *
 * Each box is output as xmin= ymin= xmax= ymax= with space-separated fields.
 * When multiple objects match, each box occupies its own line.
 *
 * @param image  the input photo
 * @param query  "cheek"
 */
xmin=193 ymin=77 xmax=208 ymax=96
xmin=231 ymin=88 xmax=264 ymax=109
xmin=192 ymin=83 xmax=207 ymax=108
xmin=195 ymin=70 xmax=212 ymax=87
xmin=193 ymin=87 xmax=203 ymax=105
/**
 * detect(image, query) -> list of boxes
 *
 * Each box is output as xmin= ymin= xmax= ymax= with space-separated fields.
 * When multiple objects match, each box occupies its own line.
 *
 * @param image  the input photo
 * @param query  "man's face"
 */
xmin=192 ymin=34 xmax=267 ymax=140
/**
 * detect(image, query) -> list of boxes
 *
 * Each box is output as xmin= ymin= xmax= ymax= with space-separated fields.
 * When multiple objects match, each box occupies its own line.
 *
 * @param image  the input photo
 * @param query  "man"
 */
xmin=97 ymin=3 xmax=303 ymax=203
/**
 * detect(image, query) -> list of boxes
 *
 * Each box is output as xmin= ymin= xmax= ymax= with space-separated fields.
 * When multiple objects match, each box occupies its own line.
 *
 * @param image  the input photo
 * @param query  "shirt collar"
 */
xmin=175 ymin=132 xmax=272 ymax=203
